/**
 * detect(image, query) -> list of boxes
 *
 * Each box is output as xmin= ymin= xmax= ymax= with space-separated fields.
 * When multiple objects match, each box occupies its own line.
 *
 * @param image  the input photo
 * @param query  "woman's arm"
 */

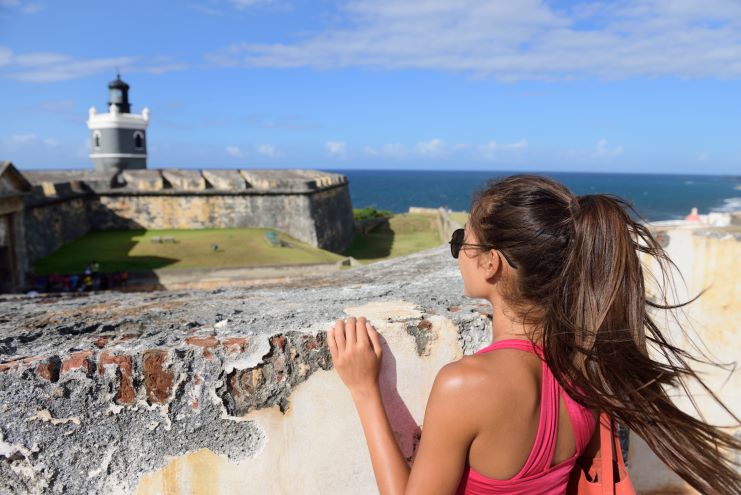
xmin=352 ymin=385 xmax=411 ymax=495
xmin=328 ymin=317 xmax=479 ymax=495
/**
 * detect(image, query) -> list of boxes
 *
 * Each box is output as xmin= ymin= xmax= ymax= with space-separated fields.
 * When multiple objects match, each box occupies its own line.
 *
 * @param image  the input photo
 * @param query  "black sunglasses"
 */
xmin=449 ymin=228 xmax=518 ymax=269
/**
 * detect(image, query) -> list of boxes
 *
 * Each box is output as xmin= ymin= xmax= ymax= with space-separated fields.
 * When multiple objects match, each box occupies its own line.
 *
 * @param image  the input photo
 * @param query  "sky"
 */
xmin=1 ymin=0 xmax=740 ymax=175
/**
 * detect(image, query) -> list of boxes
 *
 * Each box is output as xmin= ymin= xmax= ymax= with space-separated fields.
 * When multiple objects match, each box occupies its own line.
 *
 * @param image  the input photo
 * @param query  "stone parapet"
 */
xmin=21 ymin=168 xmax=348 ymax=195
xmin=202 ymin=170 xmax=249 ymax=190
xmin=160 ymin=169 xmax=206 ymax=191
xmin=120 ymin=170 xmax=166 ymax=191
xmin=240 ymin=169 xmax=347 ymax=192
xmin=0 ymin=247 xmax=491 ymax=493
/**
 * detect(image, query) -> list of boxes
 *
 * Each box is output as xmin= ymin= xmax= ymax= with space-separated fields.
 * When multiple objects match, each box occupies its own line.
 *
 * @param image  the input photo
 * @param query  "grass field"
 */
xmin=33 ymin=228 xmax=345 ymax=275
xmin=450 ymin=211 xmax=469 ymax=225
xmin=33 ymin=212 xmax=452 ymax=275
xmin=341 ymin=213 xmax=443 ymax=263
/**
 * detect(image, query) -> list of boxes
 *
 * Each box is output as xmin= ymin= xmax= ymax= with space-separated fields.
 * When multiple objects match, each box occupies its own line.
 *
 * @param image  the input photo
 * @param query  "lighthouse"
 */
xmin=87 ymin=73 xmax=149 ymax=172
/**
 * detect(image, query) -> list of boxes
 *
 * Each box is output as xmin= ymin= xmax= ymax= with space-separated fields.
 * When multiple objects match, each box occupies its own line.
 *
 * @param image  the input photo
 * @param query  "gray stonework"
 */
xmin=8 ymin=167 xmax=355 ymax=290
xmin=0 ymin=246 xmax=492 ymax=494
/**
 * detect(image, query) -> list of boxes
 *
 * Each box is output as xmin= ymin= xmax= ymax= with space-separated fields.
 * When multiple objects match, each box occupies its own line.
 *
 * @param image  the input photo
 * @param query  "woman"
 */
xmin=327 ymin=174 xmax=740 ymax=495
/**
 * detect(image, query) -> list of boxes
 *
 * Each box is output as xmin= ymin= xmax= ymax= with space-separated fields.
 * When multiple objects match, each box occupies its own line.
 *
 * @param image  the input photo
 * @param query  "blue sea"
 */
xmin=331 ymin=170 xmax=741 ymax=223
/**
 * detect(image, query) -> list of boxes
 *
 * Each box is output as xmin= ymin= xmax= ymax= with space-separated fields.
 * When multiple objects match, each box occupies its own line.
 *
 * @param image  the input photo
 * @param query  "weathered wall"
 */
xmin=630 ymin=226 xmax=741 ymax=494
xmin=307 ymin=185 xmax=355 ymax=252
xmin=89 ymin=186 xmax=353 ymax=252
xmin=0 ymin=246 xmax=492 ymax=494
xmin=22 ymin=196 xmax=92 ymax=268
xmin=1 ymin=226 xmax=737 ymax=494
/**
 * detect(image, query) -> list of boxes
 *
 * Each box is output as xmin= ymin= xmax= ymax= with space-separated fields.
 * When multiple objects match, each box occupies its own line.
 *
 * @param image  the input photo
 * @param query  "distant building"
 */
xmin=87 ymin=73 xmax=149 ymax=172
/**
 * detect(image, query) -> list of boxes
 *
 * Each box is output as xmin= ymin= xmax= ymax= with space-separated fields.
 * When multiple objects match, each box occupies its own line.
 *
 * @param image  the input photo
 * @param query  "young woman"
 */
xmin=327 ymin=174 xmax=740 ymax=495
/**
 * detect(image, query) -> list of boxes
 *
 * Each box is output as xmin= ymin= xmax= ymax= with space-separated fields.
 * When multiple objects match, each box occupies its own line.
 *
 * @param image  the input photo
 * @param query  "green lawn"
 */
xmin=342 ymin=213 xmax=443 ymax=264
xmin=34 ymin=213 xmax=455 ymax=274
xmin=450 ymin=211 xmax=469 ymax=225
xmin=33 ymin=228 xmax=345 ymax=275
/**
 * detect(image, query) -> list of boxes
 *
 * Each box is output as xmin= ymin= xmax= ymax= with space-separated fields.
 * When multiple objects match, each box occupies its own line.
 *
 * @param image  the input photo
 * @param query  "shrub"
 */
xmin=353 ymin=207 xmax=393 ymax=222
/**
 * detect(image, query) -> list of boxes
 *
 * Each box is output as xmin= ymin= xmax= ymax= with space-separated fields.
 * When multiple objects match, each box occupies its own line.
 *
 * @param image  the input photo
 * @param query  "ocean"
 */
xmin=332 ymin=170 xmax=741 ymax=223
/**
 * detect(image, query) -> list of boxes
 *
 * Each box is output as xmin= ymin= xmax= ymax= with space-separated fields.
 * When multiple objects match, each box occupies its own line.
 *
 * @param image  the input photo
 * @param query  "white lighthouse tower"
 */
xmin=87 ymin=73 xmax=150 ymax=171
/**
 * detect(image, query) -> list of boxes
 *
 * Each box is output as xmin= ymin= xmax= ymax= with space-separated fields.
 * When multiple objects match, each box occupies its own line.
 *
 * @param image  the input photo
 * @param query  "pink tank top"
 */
xmin=455 ymin=339 xmax=596 ymax=495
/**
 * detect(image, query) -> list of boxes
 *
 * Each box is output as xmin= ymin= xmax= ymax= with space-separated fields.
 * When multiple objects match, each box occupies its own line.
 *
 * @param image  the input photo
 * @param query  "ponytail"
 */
xmin=469 ymin=176 xmax=741 ymax=494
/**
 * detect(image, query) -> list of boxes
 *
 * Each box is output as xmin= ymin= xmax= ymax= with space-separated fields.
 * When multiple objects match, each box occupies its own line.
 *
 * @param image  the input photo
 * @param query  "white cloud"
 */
xmin=76 ymin=138 xmax=91 ymax=158
xmin=363 ymin=143 xmax=407 ymax=159
xmin=206 ymin=0 xmax=741 ymax=79
xmin=256 ymin=144 xmax=279 ymax=157
xmin=595 ymin=138 xmax=623 ymax=158
xmin=189 ymin=4 xmax=224 ymax=16
xmin=415 ymin=138 xmax=446 ymax=157
xmin=229 ymin=0 xmax=272 ymax=9
xmin=325 ymin=140 xmax=347 ymax=155
xmin=0 ymin=1 xmax=43 ymax=14
xmin=37 ymin=99 xmax=75 ymax=112
xmin=9 ymin=133 xmax=37 ymax=143
xmin=2 ymin=133 xmax=61 ymax=150
xmin=0 ymin=46 xmax=11 ymax=67
xmin=0 ymin=47 xmax=188 ymax=83
xmin=480 ymin=138 xmax=528 ymax=159
xmin=225 ymin=145 xmax=243 ymax=157
xmin=20 ymin=3 xmax=41 ymax=14
xmin=697 ymin=152 xmax=709 ymax=162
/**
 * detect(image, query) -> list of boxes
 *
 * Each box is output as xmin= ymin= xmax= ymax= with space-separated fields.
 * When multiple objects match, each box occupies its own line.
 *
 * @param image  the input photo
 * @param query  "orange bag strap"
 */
xmin=599 ymin=413 xmax=615 ymax=495
xmin=599 ymin=412 xmax=630 ymax=495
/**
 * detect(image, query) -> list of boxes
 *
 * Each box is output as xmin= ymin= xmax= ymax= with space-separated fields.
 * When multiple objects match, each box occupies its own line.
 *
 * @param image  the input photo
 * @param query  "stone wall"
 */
xmin=307 ymin=186 xmax=355 ymax=252
xmin=0 ymin=246 xmax=492 ymax=494
xmin=22 ymin=196 xmax=92 ymax=272
xmin=1 ymin=226 xmax=738 ymax=494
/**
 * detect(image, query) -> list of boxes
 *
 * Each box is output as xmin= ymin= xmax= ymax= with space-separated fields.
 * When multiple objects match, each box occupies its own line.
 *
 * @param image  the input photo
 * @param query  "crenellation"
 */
xmin=202 ymin=169 xmax=249 ymax=190
xmin=120 ymin=169 xmax=166 ymax=191
xmin=160 ymin=169 xmax=207 ymax=191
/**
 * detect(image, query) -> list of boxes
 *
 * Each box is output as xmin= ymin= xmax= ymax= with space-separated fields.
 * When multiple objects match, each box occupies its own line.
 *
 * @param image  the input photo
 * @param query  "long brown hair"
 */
xmin=467 ymin=174 xmax=740 ymax=494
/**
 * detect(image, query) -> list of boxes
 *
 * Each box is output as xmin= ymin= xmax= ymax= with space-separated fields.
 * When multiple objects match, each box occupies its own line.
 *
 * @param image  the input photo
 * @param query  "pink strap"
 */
xmin=475 ymin=340 xmax=560 ymax=478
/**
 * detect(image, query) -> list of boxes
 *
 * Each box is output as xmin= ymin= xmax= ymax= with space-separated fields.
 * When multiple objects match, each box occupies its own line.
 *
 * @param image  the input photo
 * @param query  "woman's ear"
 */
xmin=482 ymin=249 xmax=501 ymax=280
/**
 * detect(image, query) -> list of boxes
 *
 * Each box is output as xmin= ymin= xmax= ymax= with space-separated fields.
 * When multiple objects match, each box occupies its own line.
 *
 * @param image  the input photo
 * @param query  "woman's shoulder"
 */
xmin=434 ymin=350 xmax=541 ymax=416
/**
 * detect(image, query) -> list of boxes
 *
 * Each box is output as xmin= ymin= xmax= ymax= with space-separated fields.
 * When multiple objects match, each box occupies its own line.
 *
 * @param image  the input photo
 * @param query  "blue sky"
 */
xmin=1 ymin=0 xmax=740 ymax=174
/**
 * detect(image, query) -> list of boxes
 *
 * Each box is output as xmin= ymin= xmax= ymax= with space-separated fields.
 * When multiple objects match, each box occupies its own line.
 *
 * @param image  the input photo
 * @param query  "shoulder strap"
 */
xmin=599 ymin=413 xmax=629 ymax=495
xmin=475 ymin=339 xmax=563 ymax=478
xmin=474 ymin=339 xmax=542 ymax=357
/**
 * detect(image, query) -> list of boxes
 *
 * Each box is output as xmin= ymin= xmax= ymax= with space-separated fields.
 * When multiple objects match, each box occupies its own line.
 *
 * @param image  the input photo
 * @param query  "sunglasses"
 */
xmin=449 ymin=228 xmax=518 ymax=269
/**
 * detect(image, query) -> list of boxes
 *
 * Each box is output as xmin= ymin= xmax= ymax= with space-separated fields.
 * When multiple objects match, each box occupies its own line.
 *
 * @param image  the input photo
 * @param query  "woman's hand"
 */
xmin=327 ymin=316 xmax=383 ymax=399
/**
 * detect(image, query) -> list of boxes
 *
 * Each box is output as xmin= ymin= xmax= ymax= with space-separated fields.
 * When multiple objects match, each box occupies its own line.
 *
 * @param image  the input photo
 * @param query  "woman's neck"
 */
xmin=488 ymin=298 xmax=542 ymax=345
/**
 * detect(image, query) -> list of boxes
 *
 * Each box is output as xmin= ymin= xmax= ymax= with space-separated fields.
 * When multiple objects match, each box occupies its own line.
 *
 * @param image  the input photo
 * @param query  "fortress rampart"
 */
xmin=8 ymin=167 xmax=354 ymax=288
xmin=0 ymin=224 xmax=738 ymax=494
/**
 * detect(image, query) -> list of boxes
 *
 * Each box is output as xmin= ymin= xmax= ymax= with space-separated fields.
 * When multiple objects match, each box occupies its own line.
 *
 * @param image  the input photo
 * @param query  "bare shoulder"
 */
xmin=431 ymin=351 xmax=535 ymax=418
